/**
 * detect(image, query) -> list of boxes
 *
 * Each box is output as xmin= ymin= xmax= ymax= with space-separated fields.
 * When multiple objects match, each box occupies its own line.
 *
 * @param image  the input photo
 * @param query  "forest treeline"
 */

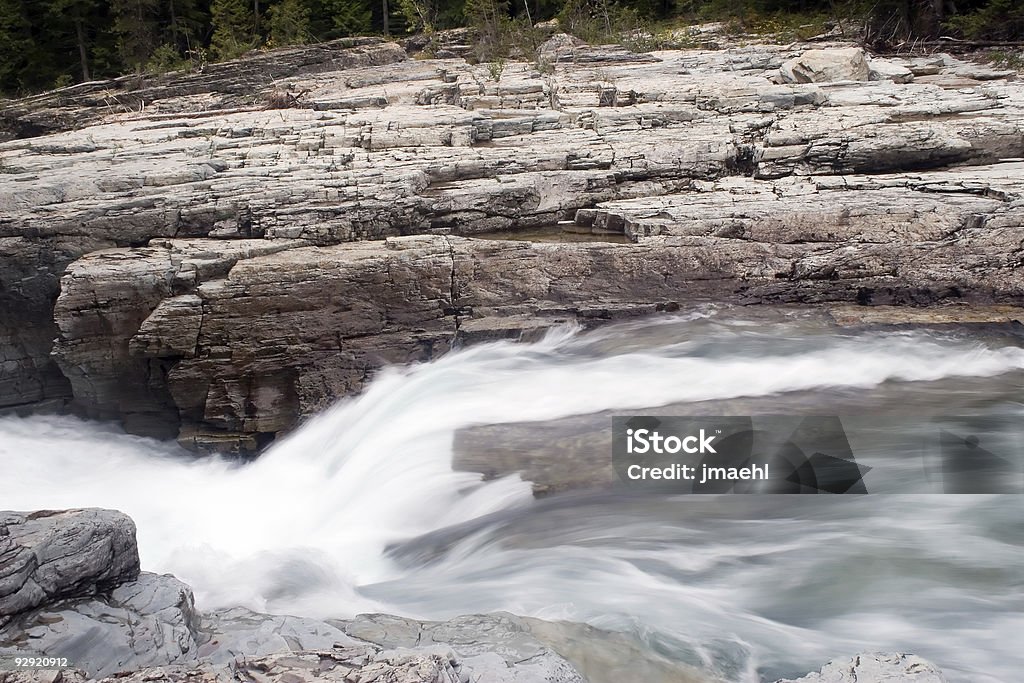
xmin=1 ymin=0 xmax=1022 ymax=95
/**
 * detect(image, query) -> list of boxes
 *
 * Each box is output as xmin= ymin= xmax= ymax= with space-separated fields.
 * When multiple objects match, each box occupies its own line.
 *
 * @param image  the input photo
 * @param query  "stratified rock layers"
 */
xmin=2 ymin=41 xmax=1023 ymax=448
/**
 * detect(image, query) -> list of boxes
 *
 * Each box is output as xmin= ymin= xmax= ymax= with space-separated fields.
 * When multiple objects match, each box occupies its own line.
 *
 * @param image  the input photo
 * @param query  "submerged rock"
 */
xmin=0 ymin=508 xmax=958 ymax=683
xmin=776 ymin=652 xmax=948 ymax=682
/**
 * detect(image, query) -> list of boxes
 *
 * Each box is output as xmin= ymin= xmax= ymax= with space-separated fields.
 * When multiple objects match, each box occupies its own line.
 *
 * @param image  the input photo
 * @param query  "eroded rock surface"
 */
xmin=0 ymin=509 xmax=588 ymax=683
xmin=2 ymin=41 xmax=1023 ymax=449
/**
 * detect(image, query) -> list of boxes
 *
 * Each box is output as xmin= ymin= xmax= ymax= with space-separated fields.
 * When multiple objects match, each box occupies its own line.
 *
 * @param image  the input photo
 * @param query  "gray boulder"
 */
xmin=199 ymin=606 xmax=364 ymax=666
xmin=537 ymin=32 xmax=585 ymax=64
xmin=776 ymin=652 xmax=948 ymax=682
xmin=780 ymin=47 xmax=870 ymax=83
xmin=868 ymin=58 xmax=915 ymax=84
xmin=0 ymin=510 xmax=139 ymax=624
xmin=0 ymin=572 xmax=202 ymax=677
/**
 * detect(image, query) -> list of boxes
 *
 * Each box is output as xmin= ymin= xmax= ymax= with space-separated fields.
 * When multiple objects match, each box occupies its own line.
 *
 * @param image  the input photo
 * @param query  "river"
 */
xmin=2 ymin=308 xmax=1022 ymax=682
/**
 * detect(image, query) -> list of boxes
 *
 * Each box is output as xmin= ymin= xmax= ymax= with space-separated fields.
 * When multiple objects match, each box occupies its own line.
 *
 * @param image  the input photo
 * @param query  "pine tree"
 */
xmin=210 ymin=0 xmax=255 ymax=59
xmin=0 ymin=0 xmax=32 ymax=92
xmin=323 ymin=0 xmax=371 ymax=35
xmin=45 ymin=0 xmax=103 ymax=82
xmin=267 ymin=0 xmax=311 ymax=44
xmin=111 ymin=0 xmax=161 ymax=70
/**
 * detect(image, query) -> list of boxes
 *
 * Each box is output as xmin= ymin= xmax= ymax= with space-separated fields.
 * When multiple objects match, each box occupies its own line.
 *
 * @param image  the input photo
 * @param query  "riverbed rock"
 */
xmin=337 ymin=613 xmax=588 ymax=683
xmin=1 ymin=599 xmax=593 ymax=682
xmin=3 ymin=38 xmax=1024 ymax=447
xmin=0 ymin=510 xmax=139 ymax=625
xmin=775 ymin=652 xmax=948 ymax=682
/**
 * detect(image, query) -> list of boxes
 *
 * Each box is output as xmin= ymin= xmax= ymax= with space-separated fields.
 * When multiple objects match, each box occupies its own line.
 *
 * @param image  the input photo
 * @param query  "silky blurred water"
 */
xmin=2 ymin=310 xmax=1022 ymax=682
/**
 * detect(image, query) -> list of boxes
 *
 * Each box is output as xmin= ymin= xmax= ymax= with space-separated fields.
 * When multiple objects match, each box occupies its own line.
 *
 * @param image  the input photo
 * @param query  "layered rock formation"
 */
xmin=0 ymin=510 xmax=139 ymax=625
xmin=1 ymin=37 xmax=1022 ymax=449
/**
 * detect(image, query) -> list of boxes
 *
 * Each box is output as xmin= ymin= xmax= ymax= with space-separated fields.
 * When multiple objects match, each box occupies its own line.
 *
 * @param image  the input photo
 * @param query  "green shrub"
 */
xmin=268 ymin=0 xmax=313 ymax=45
xmin=945 ymin=0 xmax=1024 ymax=41
xmin=486 ymin=56 xmax=505 ymax=79
xmin=145 ymin=44 xmax=190 ymax=73
xmin=210 ymin=0 xmax=257 ymax=59
xmin=558 ymin=0 xmax=644 ymax=47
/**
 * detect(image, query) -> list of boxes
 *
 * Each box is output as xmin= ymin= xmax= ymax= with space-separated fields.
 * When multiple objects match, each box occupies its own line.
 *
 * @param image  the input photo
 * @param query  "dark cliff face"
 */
xmin=1 ymin=39 xmax=1023 ymax=451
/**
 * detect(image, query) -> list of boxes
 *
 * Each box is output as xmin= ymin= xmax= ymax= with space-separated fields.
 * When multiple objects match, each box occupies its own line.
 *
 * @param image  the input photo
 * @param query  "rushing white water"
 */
xmin=2 ymin=313 xmax=1023 ymax=682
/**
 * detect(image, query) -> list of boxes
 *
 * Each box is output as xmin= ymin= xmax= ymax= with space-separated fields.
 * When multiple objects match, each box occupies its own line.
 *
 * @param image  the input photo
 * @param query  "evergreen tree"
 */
xmin=0 ymin=0 xmax=32 ymax=92
xmin=165 ymin=0 xmax=207 ymax=54
xmin=111 ymin=0 xmax=160 ymax=70
xmin=323 ymin=0 xmax=371 ymax=35
xmin=210 ymin=0 xmax=255 ymax=58
xmin=45 ymin=0 xmax=105 ymax=82
xmin=267 ymin=0 xmax=311 ymax=44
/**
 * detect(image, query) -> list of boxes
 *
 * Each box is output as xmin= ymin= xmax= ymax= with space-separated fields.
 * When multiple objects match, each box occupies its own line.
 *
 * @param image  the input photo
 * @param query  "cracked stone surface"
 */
xmin=1 ymin=40 xmax=1022 ymax=450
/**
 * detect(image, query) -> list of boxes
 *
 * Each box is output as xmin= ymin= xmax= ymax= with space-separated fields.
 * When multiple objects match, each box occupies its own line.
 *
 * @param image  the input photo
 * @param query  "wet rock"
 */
xmin=199 ymin=607 xmax=364 ymax=666
xmin=0 ymin=510 xmax=139 ymax=625
xmin=0 ymin=509 xmax=956 ymax=683
xmin=0 ymin=573 xmax=201 ymax=677
xmin=2 ymin=599 xmax=590 ymax=683
xmin=775 ymin=652 xmax=947 ymax=682
xmin=338 ymin=613 xmax=587 ymax=683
